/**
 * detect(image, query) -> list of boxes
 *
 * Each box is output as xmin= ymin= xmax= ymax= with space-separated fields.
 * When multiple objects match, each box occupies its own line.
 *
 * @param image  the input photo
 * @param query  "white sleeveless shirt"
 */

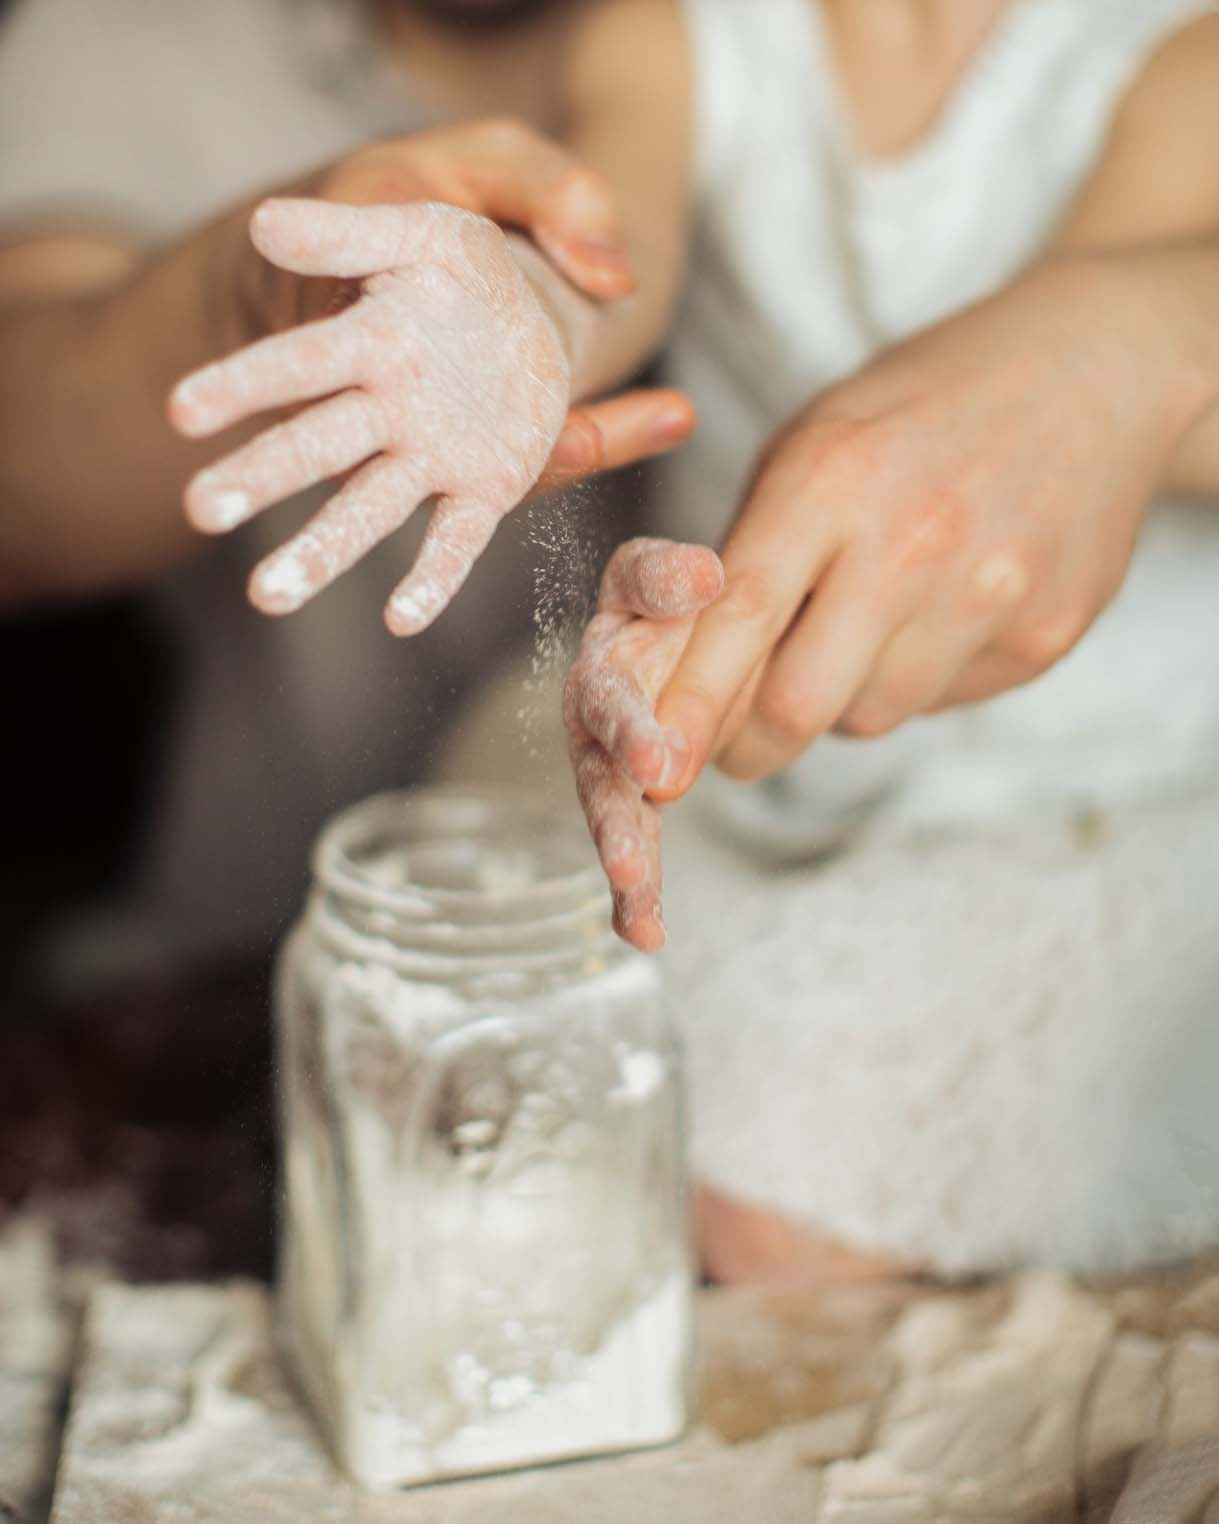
xmin=668 ymin=0 xmax=1219 ymax=849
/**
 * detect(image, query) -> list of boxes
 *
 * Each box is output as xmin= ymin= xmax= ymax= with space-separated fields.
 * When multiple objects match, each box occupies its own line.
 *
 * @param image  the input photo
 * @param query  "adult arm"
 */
xmin=0 ymin=77 xmax=694 ymax=609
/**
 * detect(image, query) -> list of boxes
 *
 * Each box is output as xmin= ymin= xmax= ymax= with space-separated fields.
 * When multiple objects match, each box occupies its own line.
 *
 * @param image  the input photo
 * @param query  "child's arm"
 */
xmin=1048 ymin=17 xmax=1219 ymax=498
xmin=168 ymin=0 xmax=694 ymax=633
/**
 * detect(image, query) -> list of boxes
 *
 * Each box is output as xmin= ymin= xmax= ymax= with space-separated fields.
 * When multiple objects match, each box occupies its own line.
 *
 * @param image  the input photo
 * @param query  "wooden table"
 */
xmin=4 ymin=1214 xmax=1218 ymax=1524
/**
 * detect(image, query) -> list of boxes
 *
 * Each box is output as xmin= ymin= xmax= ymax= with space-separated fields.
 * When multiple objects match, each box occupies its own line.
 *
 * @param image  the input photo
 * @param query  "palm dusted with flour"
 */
xmin=168 ymin=123 xmax=694 ymax=633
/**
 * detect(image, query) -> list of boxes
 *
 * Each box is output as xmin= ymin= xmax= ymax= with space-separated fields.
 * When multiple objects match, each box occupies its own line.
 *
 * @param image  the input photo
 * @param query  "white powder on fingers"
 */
xmin=175 ymin=201 xmax=572 ymax=628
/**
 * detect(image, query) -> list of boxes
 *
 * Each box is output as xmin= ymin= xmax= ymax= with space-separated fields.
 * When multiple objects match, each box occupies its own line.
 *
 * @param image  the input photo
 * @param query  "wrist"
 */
xmin=506 ymin=232 xmax=588 ymax=398
xmin=1072 ymin=244 xmax=1219 ymax=439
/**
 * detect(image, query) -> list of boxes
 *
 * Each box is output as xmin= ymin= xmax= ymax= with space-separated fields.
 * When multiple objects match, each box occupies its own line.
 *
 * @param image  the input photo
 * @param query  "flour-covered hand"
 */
xmin=565 ymin=537 xmax=724 ymax=950
xmin=170 ymin=199 xmax=571 ymax=633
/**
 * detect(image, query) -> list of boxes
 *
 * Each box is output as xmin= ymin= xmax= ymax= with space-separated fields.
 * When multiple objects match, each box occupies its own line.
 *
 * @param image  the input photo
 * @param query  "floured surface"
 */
xmin=0 ymin=1219 xmax=79 ymax=1524
xmin=47 ymin=1265 xmax=1219 ymax=1523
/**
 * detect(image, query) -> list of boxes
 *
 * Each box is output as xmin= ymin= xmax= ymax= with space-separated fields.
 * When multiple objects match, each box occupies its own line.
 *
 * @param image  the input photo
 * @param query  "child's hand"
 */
xmin=170 ymin=199 xmax=571 ymax=633
xmin=652 ymin=255 xmax=1200 ymax=788
xmin=228 ymin=121 xmax=643 ymax=338
xmin=564 ymin=537 xmax=724 ymax=950
xmin=168 ymin=121 xmax=695 ymax=632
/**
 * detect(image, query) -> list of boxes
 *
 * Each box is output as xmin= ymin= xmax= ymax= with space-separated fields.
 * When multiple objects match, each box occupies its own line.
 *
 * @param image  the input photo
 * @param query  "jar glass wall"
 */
xmin=275 ymin=787 xmax=692 ymax=1489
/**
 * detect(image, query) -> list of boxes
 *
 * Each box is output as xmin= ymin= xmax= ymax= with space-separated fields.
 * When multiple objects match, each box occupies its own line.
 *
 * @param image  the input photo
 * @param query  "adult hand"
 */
xmin=649 ymin=253 xmax=1202 ymax=787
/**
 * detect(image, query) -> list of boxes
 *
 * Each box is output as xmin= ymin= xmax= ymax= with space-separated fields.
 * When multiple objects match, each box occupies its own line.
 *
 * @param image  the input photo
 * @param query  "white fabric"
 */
xmin=671 ymin=0 xmax=1219 ymax=839
xmin=664 ymin=0 xmax=1219 ymax=1272
xmin=666 ymin=786 xmax=1219 ymax=1275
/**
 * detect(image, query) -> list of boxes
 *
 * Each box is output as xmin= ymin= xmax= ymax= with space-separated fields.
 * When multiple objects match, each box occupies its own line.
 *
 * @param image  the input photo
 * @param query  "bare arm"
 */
xmin=540 ymin=0 xmax=693 ymax=396
xmin=0 ymin=216 xmax=246 ymax=602
xmin=1049 ymin=13 xmax=1219 ymax=498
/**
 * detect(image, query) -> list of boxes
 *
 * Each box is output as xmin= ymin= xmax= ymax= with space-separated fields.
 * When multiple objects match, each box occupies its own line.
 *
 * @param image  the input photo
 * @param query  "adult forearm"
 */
xmin=1157 ymin=241 xmax=1219 ymax=497
xmin=1076 ymin=239 xmax=1219 ymax=501
xmin=0 ymin=214 xmax=248 ymax=604
xmin=522 ymin=0 xmax=692 ymax=400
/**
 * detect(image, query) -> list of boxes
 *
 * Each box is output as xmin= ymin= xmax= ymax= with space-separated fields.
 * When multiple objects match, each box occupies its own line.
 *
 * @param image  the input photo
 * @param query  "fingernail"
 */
xmin=573 ymin=237 xmax=634 ymax=282
xmin=251 ymin=550 xmax=312 ymax=613
xmin=650 ymin=406 xmax=693 ymax=446
xmin=205 ymin=489 xmax=250 ymax=532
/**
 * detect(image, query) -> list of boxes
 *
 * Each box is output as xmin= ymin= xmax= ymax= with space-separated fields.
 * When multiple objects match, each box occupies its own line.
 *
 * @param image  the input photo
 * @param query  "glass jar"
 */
xmin=274 ymin=787 xmax=692 ymax=1490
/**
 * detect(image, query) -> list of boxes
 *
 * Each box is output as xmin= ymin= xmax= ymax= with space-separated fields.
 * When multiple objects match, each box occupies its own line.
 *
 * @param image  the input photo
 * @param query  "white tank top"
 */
xmin=668 ymin=0 xmax=1219 ymax=846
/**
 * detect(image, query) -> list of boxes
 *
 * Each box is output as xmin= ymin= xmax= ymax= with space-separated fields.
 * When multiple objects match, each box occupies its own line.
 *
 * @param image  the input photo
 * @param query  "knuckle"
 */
xmin=716 ymin=565 xmax=774 ymax=628
xmin=757 ymin=414 xmax=877 ymax=494
xmin=1007 ymin=608 xmax=1088 ymax=669
xmin=754 ymin=678 xmax=831 ymax=746
xmin=794 ymin=414 xmax=876 ymax=476
xmin=891 ymin=490 xmax=972 ymax=569
xmin=669 ymin=679 xmax=721 ymax=745
xmin=969 ymin=550 xmax=1032 ymax=615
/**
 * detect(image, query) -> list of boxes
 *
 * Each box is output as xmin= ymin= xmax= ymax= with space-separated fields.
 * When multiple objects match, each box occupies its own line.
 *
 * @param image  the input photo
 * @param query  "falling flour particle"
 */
xmin=518 ymin=486 xmax=607 ymax=756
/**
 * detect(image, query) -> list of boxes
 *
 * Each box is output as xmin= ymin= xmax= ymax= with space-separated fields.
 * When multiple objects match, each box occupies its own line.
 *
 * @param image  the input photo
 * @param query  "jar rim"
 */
xmin=312 ymin=785 xmax=607 ymax=924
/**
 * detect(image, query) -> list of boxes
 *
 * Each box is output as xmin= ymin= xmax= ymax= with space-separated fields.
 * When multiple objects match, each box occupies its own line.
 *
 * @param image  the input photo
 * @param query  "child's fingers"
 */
xmin=571 ymin=729 xmax=666 ymax=952
xmin=248 ymin=457 xmax=426 ymax=615
xmin=384 ymin=494 xmax=501 ymax=636
xmin=572 ymin=741 xmax=650 ymax=893
xmin=183 ymin=393 xmax=383 ymax=533
xmin=597 ymin=538 xmax=726 ymax=620
xmin=248 ymin=198 xmax=442 ymax=278
xmin=566 ymin=631 xmax=676 ymax=790
xmin=169 ymin=313 xmax=362 ymax=438
xmin=611 ymin=803 xmax=665 ymax=953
